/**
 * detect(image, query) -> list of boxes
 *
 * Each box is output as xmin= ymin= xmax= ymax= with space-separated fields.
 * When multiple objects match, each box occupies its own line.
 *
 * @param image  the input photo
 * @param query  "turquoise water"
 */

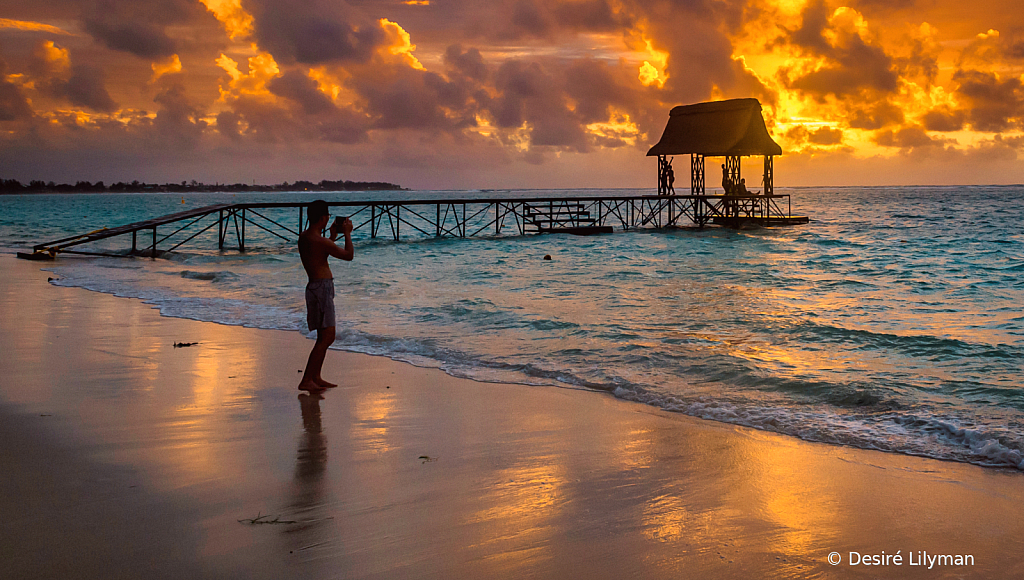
xmin=2 ymin=186 xmax=1023 ymax=469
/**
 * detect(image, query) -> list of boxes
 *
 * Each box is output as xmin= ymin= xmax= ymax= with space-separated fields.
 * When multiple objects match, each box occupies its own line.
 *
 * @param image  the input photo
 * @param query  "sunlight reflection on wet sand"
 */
xmin=3 ymin=257 xmax=1024 ymax=579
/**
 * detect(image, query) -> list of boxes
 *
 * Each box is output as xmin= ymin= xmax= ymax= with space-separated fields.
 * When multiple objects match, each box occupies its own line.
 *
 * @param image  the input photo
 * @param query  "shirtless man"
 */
xmin=298 ymin=200 xmax=353 ymax=392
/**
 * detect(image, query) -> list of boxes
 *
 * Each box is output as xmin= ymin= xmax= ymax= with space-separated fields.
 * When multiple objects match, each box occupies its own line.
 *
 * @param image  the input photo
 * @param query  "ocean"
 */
xmin=2 ymin=186 xmax=1022 ymax=470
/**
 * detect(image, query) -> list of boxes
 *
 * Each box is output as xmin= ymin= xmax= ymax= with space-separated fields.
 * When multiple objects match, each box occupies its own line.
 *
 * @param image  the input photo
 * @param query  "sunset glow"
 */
xmin=1 ymin=0 xmax=1022 ymax=187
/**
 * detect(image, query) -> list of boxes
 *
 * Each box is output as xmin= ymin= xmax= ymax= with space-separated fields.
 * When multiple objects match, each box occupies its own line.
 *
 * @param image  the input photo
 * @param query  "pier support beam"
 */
xmin=690 ymin=154 xmax=705 ymax=196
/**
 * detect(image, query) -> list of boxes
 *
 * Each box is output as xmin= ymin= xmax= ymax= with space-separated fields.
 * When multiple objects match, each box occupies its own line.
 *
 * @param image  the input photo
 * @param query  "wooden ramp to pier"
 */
xmin=17 ymin=193 xmax=806 ymax=260
xmin=17 ymin=204 xmax=235 ymax=260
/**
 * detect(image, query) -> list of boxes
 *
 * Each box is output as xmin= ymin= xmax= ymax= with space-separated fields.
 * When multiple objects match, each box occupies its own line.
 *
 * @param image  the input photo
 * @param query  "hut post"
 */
xmin=763 ymin=155 xmax=774 ymax=196
xmin=690 ymin=154 xmax=705 ymax=195
xmin=726 ymin=155 xmax=741 ymax=187
xmin=657 ymin=155 xmax=667 ymax=195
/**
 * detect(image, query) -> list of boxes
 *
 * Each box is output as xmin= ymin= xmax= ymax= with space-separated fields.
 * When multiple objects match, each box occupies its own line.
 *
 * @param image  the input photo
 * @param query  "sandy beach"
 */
xmin=1 ymin=253 xmax=1022 ymax=579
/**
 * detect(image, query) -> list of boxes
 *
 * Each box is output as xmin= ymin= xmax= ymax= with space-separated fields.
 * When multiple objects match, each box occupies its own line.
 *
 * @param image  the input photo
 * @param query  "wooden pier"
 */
xmin=17 ymin=192 xmax=807 ymax=260
xmin=17 ymin=99 xmax=812 ymax=261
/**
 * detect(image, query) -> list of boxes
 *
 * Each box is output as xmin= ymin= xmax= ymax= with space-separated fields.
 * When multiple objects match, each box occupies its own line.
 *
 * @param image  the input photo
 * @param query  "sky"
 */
xmin=1 ymin=0 xmax=1023 ymax=189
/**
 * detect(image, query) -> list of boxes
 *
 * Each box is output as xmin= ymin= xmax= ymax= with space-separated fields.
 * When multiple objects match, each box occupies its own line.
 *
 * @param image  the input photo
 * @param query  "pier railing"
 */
xmin=17 ymin=193 xmax=807 ymax=260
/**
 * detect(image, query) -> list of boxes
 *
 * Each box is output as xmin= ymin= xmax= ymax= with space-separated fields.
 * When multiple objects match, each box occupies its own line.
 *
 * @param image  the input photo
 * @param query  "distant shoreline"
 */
xmin=0 ymin=178 xmax=406 ymax=195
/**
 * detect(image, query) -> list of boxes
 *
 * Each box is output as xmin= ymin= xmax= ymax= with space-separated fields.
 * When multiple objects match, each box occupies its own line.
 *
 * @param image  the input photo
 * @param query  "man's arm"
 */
xmin=325 ymin=219 xmax=354 ymax=261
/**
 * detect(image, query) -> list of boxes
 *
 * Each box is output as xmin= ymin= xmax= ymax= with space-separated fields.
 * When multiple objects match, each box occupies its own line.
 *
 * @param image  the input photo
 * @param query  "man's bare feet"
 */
xmin=298 ymin=378 xmax=326 ymax=392
xmin=314 ymin=377 xmax=338 ymax=389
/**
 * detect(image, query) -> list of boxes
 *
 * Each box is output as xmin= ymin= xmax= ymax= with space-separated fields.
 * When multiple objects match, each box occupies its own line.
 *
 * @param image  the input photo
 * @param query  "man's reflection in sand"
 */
xmin=290 ymin=393 xmax=329 ymax=537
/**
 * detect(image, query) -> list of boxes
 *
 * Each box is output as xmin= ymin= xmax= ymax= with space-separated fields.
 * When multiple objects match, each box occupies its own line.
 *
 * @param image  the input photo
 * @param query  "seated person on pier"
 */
xmin=736 ymin=178 xmax=759 ymax=196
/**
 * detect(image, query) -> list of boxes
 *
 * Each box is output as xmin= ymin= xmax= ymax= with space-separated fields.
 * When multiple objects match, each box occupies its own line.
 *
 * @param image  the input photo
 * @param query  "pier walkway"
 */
xmin=17 ymin=193 xmax=807 ymax=260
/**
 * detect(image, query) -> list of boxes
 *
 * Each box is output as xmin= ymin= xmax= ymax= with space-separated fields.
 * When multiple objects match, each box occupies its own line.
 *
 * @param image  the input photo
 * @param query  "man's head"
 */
xmin=308 ymin=200 xmax=329 ymax=228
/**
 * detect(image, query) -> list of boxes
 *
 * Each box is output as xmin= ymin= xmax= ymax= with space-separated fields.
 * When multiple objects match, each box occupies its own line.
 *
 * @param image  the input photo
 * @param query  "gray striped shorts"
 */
xmin=305 ymin=278 xmax=336 ymax=331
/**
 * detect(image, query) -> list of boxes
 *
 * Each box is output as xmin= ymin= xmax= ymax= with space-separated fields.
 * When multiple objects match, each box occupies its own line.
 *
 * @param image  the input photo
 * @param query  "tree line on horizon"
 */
xmin=0 ymin=178 xmax=406 ymax=194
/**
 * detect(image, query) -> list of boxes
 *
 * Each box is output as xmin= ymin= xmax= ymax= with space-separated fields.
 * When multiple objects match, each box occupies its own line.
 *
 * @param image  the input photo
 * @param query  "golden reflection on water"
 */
xmin=135 ymin=321 xmax=262 ymax=488
xmin=740 ymin=436 xmax=840 ymax=556
xmin=351 ymin=390 xmax=397 ymax=454
xmin=641 ymin=494 xmax=694 ymax=543
xmin=466 ymin=461 xmax=567 ymax=565
xmin=616 ymin=427 xmax=656 ymax=470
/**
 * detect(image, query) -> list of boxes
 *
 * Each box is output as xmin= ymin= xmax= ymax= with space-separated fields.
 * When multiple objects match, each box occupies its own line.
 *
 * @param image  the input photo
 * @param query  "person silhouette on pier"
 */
xmin=298 ymin=200 xmax=353 ymax=392
xmin=737 ymin=178 xmax=759 ymax=196
xmin=721 ymin=164 xmax=733 ymax=195
xmin=666 ymin=160 xmax=675 ymax=195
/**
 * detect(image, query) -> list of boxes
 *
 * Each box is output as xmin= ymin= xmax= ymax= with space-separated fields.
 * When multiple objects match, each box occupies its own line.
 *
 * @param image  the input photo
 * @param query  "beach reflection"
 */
xmin=291 ymin=392 xmax=329 ymax=527
xmin=465 ymin=460 xmax=566 ymax=568
xmin=351 ymin=390 xmax=397 ymax=454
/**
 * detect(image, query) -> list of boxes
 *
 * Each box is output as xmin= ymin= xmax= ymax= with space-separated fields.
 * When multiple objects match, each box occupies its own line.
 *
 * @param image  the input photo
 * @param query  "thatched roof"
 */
xmin=646 ymin=98 xmax=782 ymax=157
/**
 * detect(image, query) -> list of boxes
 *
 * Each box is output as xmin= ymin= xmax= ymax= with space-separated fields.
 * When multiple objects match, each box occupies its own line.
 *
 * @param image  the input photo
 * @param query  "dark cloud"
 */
xmin=488 ymin=60 xmax=587 ymax=149
xmin=778 ymin=0 xmax=898 ymax=100
xmin=269 ymin=70 xmax=337 ymax=115
xmin=153 ymin=79 xmax=206 ymax=146
xmin=786 ymin=0 xmax=832 ymax=54
xmin=1007 ymin=39 xmax=1024 ymax=60
xmin=471 ymin=0 xmax=631 ymax=40
xmin=84 ymin=21 xmax=178 ymax=59
xmin=444 ymin=45 xmax=487 ymax=81
xmin=228 ymin=95 xmax=294 ymax=143
xmin=317 ymin=109 xmax=370 ymax=144
xmin=895 ymin=36 xmax=940 ymax=84
xmin=350 ymin=64 xmax=478 ymax=132
xmin=809 ymin=126 xmax=843 ymax=145
xmin=552 ymin=0 xmax=628 ymax=32
xmin=953 ymin=69 xmax=1024 ymax=132
xmin=846 ymin=0 xmax=922 ymax=12
xmin=508 ymin=0 xmax=552 ymax=38
xmin=0 ymin=59 xmax=34 ymax=121
xmin=784 ymin=40 xmax=897 ymax=99
xmin=784 ymin=125 xmax=844 ymax=146
xmin=79 ymin=0 xmax=207 ymax=58
xmin=633 ymin=1 xmax=772 ymax=108
xmin=922 ymin=107 xmax=965 ymax=132
xmin=875 ymin=125 xmax=950 ymax=149
xmin=242 ymin=0 xmax=386 ymax=64
xmin=847 ymin=101 xmax=905 ymax=130
xmin=564 ymin=59 xmax=630 ymax=123
xmin=215 ymin=110 xmax=243 ymax=140
xmin=63 ymin=65 xmax=118 ymax=112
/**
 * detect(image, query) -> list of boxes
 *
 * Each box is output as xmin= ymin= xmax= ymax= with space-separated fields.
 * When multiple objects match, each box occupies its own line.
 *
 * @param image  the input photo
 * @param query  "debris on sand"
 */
xmin=238 ymin=512 xmax=297 ymax=525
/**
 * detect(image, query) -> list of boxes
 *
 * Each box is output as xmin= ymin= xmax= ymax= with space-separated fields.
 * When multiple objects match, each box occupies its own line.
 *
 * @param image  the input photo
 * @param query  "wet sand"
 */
xmin=1 ymin=254 xmax=1023 ymax=579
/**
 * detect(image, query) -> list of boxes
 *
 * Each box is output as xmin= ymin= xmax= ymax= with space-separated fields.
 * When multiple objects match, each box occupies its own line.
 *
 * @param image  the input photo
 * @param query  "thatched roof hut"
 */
xmin=646 ymin=98 xmax=781 ymax=158
xmin=647 ymin=98 xmax=780 ymax=196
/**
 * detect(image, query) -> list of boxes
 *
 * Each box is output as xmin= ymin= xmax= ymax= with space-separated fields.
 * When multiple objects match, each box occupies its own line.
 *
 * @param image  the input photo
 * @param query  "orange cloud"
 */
xmin=198 ymin=0 xmax=254 ymax=40
xmin=215 ymin=52 xmax=280 ymax=101
xmin=0 ymin=18 xmax=71 ymax=35
xmin=151 ymin=54 xmax=183 ymax=81
xmin=379 ymin=18 xmax=425 ymax=71
xmin=35 ymin=40 xmax=70 ymax=74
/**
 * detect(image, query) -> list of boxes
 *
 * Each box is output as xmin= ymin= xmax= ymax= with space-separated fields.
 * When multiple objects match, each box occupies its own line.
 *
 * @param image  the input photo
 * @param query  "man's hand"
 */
xmin=341 ymin=217 xmax=353 ymax=236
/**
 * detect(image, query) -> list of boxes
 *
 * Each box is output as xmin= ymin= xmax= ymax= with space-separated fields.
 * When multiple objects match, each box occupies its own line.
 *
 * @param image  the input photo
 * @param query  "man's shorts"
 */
xmin=305 ymin=278 xmax=336 ymax=331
